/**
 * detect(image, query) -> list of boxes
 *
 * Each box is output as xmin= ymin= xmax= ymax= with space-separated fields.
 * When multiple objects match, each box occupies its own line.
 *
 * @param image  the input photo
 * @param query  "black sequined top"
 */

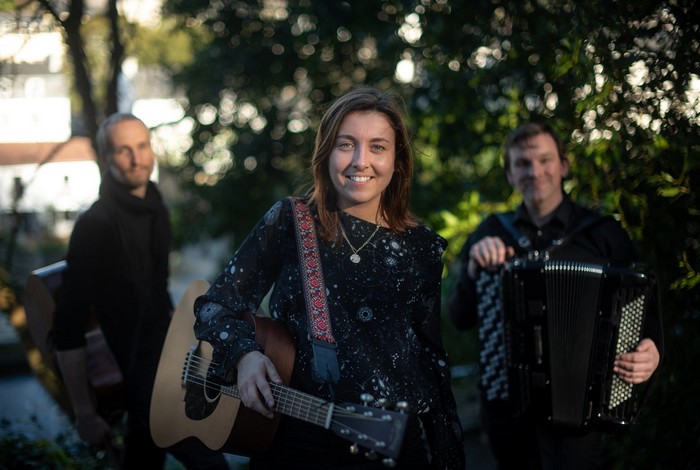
xmin=193 ymin=197 xmax=465 ymax=467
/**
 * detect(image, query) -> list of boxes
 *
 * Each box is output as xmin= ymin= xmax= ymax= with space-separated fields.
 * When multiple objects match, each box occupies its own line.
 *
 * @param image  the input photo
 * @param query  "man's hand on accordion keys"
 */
xmin=468 ymin=236 xmax=516 ymax=279
xmin=613 ymin=338 xmax=660 ymax=384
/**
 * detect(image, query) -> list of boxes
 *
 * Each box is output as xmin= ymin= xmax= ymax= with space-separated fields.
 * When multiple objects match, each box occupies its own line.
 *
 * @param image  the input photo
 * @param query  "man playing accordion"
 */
xmin=448 ymin=122 xmax=662 ymax=470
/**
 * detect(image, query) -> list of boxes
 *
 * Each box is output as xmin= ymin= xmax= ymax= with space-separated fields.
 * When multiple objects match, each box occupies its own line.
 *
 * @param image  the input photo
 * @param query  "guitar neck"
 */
xmin=185 ymin=368 xmax=334 ymax=429
xmin=218 ymin=382 xmax=334 ymax=429
xmin=180 ymin=346 xmax=408 ymax=460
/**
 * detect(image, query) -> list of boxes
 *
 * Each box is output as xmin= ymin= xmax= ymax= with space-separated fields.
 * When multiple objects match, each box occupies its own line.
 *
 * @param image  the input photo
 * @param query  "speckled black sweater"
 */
xmin=194 ymin=197 xmax=465 ymax=468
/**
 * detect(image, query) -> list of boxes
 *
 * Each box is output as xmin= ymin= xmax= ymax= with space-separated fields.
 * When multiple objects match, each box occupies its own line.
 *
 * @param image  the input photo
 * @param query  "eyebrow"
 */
xmin=115 ymin=139 xmax=150 ymax=149
xmin=514 ymin=149 xmax=557 ymax=159
xmin=335 ymin=134 xmax=392 ymax=143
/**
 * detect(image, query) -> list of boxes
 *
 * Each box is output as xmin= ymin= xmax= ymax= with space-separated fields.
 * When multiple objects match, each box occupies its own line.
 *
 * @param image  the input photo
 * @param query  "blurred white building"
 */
xmin=0 ymin=3 xmax=187 ymax=242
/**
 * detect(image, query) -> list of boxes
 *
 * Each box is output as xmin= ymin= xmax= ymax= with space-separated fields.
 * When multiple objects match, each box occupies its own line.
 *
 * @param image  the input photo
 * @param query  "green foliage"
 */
xmin=413 ymin=1 xmax=700 ymax=466
xmin=133 ymin=18 xmax=207 ymax=70
xmin=0 ymin=1 xmax=16 ymax=11
xmin=0 ymin=419 xmax=115 ymax=469
xmin=163 ymin=0 xmax=416 ymax=246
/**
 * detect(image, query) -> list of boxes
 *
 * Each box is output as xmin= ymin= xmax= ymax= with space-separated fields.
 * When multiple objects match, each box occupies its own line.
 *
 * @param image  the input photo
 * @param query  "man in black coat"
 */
xmin=51 ymin=113 xmax=227 ymax=469
xmin=448 ymin=122 xmax=662 ymax=469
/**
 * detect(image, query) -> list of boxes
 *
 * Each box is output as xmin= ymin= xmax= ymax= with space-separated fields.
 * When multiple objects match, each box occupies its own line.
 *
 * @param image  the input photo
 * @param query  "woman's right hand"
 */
xmin=235 ymin=350 xmax=283 ymax=419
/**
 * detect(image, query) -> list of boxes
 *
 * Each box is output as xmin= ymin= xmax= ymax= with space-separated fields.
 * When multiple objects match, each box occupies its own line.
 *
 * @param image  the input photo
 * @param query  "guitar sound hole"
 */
xmin=184 ymin=379 xmax=221 ymax=421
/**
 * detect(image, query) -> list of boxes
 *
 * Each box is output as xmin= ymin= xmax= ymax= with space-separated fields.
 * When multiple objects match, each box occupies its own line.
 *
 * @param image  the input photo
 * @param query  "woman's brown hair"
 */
xmin=306 ymin=87 xmax=418 ymax=242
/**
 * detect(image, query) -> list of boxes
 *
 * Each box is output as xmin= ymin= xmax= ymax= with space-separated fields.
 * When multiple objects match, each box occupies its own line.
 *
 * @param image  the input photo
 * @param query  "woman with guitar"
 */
xmin=192 ymin=87 xmax=466 ymax=469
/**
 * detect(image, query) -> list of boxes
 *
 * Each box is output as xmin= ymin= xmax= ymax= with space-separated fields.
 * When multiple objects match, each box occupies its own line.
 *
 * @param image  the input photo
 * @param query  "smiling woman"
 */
xmin=187 ymin=86 xmax=467 ymax=469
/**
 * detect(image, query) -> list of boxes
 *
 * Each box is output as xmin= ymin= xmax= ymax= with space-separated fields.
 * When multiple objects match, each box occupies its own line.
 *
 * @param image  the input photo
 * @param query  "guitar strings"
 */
xmin=183 ymin=353 xmax=334 ymax=427
xmin=182 ymin=353 xmax=400 ymax=454
xmin=185 ymin=352 xmax=396 ymax=421
xmin=185 ymin=353 xmax=334 ymax=416
xmin=182 ymin=352 xmax=399 ymax=439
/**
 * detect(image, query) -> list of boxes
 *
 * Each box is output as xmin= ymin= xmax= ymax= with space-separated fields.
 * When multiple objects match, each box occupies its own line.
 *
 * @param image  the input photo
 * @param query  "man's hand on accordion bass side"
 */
xmin=613 ymin=338 xmax=660 ymax=384
xmin=468 ymin=236 xmax=516 ymax=279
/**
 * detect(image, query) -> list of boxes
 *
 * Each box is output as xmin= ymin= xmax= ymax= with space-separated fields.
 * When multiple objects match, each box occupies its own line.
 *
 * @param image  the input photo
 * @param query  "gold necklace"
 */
xmin=341 ymin=223 xmax=382 ymax=264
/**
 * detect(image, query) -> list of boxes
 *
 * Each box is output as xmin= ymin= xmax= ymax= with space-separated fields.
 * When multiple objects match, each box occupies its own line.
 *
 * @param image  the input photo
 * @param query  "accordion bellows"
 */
xmin=476 ymin=259 xmax=655 ymax=431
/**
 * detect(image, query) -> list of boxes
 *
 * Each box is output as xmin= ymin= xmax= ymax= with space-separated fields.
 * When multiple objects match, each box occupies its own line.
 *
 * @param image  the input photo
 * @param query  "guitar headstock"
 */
xmin=330 ymin=400 xmax=409 ymax=463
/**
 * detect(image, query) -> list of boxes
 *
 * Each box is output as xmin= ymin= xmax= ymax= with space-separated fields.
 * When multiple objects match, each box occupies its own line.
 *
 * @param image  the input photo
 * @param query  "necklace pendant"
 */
xmin=350 ymin=253 xmax=361 ymax=263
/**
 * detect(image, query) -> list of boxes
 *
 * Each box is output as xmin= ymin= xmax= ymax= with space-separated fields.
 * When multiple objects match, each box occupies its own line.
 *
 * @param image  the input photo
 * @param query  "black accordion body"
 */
xmin=476 ymin=259 xmax=656 ymax=432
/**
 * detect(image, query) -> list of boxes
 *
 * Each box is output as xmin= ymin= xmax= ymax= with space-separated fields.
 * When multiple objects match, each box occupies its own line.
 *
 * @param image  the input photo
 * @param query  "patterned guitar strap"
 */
xmin=288 ymin=197 xmax=341 ymax=390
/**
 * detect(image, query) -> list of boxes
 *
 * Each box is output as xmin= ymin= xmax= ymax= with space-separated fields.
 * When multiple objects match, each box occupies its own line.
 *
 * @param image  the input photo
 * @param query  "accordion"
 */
xmin=478 ymin=259 xmax=656 ymax=431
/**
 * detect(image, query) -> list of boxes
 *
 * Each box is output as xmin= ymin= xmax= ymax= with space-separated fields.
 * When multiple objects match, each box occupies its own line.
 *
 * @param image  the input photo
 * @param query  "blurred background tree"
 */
xmin=161 ymin=0 xmax=418 ymax=247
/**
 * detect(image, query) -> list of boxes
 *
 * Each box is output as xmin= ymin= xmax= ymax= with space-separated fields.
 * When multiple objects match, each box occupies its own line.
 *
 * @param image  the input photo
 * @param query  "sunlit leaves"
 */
xmin=163 ymin=0 xmax=412 ymax=243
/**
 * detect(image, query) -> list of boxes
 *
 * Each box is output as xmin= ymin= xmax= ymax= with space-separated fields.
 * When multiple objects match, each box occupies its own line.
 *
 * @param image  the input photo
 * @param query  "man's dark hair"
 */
xmin=504 ymin=122 xmax=566 ymax=167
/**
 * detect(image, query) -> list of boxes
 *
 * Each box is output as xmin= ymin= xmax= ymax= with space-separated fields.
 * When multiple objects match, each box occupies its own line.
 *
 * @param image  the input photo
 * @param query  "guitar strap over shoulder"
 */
xmin=288 ymin=196 xmax=340 ymax=385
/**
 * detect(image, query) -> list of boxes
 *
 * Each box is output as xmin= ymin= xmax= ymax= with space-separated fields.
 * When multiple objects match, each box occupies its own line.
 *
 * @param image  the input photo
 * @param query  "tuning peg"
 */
xmin=377 ymin=397 xmax=392 ymax=409
xmin=349 ymin=443 xmax=360 ymax=455
xmin=364 ymin=450 xmax=379 ymax=461
xmin=360 ymin=393 xmax=374 ymax=405
xmin=395 ymin=401 xmax=410 ymax=413
xmin=382 ymin=458 xmax=398 ymax=467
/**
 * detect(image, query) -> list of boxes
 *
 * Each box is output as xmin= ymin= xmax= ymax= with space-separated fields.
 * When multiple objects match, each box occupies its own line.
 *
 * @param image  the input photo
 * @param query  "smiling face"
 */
xmin=107 ymin=119 xmax=155 ymax=198
xmin=328 ymin=110 xmax=396 ymax=222
xmin=506 ymin=132 xmax=569 ymax=217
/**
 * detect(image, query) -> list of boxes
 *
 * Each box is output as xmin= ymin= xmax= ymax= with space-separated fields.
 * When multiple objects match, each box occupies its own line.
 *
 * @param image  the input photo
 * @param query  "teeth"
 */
xmin=348 ymin=176 xmax=371 ymax=182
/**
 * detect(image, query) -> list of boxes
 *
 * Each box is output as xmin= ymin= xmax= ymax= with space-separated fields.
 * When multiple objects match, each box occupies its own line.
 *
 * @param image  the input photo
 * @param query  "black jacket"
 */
xmin=51 ymin=172 xmax=173 ymax=403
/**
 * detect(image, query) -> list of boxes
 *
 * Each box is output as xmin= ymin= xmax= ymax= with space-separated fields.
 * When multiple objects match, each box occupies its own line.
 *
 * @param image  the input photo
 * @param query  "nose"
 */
xmin=352 ymin=146 xmax=368 ymax=170
xmin=128 ymin=148 xmax=142 ymax=167
xmin=527 ymin=161 xmax=541 ymax=178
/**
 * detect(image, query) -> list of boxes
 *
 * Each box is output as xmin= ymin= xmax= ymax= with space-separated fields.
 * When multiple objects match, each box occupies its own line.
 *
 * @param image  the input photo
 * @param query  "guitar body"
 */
xmin=223 ymin=311 xmax=297 ymax=455
xmin=151 ymin=280 xmax=408 ymax=462
xmin=23 ymin=260 xmax=124 ymax=422
xmin=150 ymin=280 xmax=295 ymax=455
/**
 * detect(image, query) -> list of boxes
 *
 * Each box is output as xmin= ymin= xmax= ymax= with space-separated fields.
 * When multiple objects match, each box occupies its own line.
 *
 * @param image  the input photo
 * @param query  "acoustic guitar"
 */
xmin=23 ymin=260 xmax=124 ymax=423
xmin=150 ymin=280 xmax=409 ymax=462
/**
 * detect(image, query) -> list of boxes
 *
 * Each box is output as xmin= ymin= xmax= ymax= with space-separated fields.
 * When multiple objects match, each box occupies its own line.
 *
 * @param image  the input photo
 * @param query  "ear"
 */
xmin=505 ymin=167 xmax=514 ymax=186
xmin=560 ymin=156 xmax=570 ymax=179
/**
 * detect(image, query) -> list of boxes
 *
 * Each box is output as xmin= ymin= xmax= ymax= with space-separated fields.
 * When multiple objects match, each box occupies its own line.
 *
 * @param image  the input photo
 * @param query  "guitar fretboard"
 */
xmin=223 ymin=382 xmax=335 ymax=429
xmin=183 ymin=350 xmax=335 ymax=429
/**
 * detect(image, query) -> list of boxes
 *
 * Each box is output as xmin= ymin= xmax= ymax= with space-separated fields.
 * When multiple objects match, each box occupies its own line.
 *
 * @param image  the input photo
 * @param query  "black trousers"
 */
xmin=481 ymin=398 xmax=610 ymax=470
